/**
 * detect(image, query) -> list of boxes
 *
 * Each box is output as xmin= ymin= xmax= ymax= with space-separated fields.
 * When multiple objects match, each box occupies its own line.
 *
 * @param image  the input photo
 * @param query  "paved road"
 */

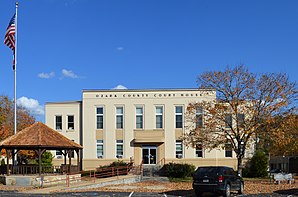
xmin=0 ymin=191 xmax=297 ymax=197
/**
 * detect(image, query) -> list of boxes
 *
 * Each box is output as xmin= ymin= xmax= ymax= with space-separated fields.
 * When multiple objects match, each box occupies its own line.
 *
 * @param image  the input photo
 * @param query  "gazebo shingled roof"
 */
xmin=0 ymin=122 xmax=82 ymax=150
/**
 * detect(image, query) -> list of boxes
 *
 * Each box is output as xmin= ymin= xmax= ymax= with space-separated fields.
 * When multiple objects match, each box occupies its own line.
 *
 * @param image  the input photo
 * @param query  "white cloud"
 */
xmin=62 ymin=69 xmax=79 ymax=78
xmin=17 ymin=97 xmax=44 ymax=115
xmin=38 ymin=72 xmax=55 ymax=79
xmin=117 ymin=47 xmax=124 ymax=51
xmin=113 ymin=85 xmax=128 ymax=90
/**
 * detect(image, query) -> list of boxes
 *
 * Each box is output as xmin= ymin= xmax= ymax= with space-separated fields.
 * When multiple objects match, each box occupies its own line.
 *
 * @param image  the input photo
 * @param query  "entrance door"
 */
xmin=142 ymin=145 xmax=157 ymax=165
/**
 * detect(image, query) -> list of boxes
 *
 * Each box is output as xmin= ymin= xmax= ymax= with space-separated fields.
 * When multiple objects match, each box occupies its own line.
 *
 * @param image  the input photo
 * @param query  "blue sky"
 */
xmin=0 ymin=0 xmax=297 ymax=121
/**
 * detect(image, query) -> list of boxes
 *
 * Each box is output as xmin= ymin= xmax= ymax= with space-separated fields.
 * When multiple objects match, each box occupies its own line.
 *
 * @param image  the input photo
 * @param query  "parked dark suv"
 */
xmin=192 ymin=166 xmax=244 ymax=197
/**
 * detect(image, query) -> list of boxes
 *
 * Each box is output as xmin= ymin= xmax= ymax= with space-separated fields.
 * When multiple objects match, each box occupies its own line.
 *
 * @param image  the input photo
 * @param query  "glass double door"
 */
xmin=142 ymin=145 xmax=157 ymax=165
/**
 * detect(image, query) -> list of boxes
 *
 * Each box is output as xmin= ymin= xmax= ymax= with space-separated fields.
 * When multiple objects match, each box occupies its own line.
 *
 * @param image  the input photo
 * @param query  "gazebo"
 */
xmin=0 ymin=122 xmax=83 ymax=175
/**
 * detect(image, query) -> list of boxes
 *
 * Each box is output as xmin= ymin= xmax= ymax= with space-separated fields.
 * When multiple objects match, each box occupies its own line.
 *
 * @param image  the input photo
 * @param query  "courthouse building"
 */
xmin=45 ymin=88 xmax=239 ymax=170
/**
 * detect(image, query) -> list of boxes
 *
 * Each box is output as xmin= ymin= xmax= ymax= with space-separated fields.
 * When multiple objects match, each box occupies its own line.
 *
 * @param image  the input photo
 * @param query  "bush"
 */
xmin=244 ymin=150 xmax=268 ymax=178
xmin=163 ymin=163 xmax=195 ymax=178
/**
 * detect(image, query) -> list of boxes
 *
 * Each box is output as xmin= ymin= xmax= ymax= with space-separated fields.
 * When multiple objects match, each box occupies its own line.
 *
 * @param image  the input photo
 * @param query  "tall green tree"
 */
xmin=182 ymin=65 xmax=297 ymax=175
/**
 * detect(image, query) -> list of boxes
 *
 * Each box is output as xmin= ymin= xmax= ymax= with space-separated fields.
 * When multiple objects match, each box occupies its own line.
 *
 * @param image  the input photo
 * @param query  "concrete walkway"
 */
xmin=21 ymin=174 xmax=141 ymax=194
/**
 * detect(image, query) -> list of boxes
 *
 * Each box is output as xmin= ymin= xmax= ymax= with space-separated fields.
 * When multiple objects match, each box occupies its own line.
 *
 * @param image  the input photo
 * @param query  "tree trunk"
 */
xmin=237 ymin=155 xmax=243 ymax=176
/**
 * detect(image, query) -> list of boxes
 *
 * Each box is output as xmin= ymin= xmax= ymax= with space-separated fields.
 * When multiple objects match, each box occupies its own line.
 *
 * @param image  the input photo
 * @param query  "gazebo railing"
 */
xmin=0 ymin=164 xmax=79 ymax=175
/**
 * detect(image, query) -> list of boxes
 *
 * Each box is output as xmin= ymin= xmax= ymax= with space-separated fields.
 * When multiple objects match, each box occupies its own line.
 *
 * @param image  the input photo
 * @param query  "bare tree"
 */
xmin=182 ymin=65 xmax=297 ymax=175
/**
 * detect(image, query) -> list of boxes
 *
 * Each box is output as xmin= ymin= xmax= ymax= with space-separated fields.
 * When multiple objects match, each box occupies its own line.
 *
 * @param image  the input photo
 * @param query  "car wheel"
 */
xmin=238 ymin=182 xmax=244 ymax=194
xmin=194 ymin=190 xmax=203 ymax=197
xmin=223 ymin=184 xmax=231 ymax=197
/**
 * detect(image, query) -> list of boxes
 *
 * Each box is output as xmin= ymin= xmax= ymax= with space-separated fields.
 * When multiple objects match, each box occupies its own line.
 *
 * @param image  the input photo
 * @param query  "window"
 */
xmin=55 ymin=115 xmax=62 ymax=130
xmin=56 ymin=150 xmax=62 ymax=159
xmin=156 ymin=106 xmax=163 ymax=129
xmin=175 ymin=106 xmax=183 ymax=128
xmin=176 ymin=140 xmax=183 ymax=158
xmin=196 ymin=107 xmax=203 ymax=128
xmin=136 ymin=107 xmax=143 ymax=129
xmin=116 ymin=107 xmax=124 ymax=129
xmin=225 ymin=114 xmax=232 ymax=128
xmin=116 ymin=140 xmax=124 ymax=158
xmin=225 ymin=143 xmax=233 ymax=157
xmin=196 ymin=143 xmax=203 ymax=158
xmin=96 ymin=107 xmax=104 ymax=129
xmin=67 ymin=115 xmax=74 ymax=130
xmin=96 ymin=140 xmax=104 ymax=158
xmin=237 ymin=114 xmax=245 ymax=127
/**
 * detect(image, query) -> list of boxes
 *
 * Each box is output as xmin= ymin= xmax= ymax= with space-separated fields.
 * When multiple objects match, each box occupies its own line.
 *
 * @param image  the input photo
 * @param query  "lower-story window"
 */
xmin=116 ymin=140 xmax=124 ymax=158
xmin=175 ymin=140 xmax=183 ymax=158
xmin=225 ymin=143 xmax=233 ymax=157
xmin=195 ymin=143 xmax=203 ymax=158
xmin=97 ymin=140 xmax=104 ymax=158
xmin=56 ymin=150 xmax=62 ymax=159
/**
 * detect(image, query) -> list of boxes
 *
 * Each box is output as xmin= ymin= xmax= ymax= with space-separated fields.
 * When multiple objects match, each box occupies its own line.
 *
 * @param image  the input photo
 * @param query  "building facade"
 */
xmin=45 ymin=89 xmax=239 ymax=170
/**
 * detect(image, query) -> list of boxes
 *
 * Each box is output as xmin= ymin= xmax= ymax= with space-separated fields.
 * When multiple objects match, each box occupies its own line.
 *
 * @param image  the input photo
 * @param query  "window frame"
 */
xmin=96 ymin=107 xmax=104 ymax=129
xmin=225 ymin=114 xmax=232 ymax=129
xmin=116 ymin=140 xmax=124 ymax=158
xmin=195 ymin=143 xmax=203 ymax=158
xmin=175 ymin=140 xmax=183 ymax=158
xmin=155 ymin=106 xmax=164 ymax=129
xmin=175 ymin=106 xmax=183 ymax=129
xmin=136 ymin=106 xmax=144 ymax=129
xmin=196 ymin=107 xmax=203 ymax=128
xmin=67 ymin=115 xmax=74 ymax=130
xmin=55 ymin=115 xmax=62 ymax=131
xmin=225 ymin=143 xmax=233 ymax=158
xmin=96 ymin=140 xmax=104 ymax=159
xmin=116 ymin=106 xmax=124 ymax=129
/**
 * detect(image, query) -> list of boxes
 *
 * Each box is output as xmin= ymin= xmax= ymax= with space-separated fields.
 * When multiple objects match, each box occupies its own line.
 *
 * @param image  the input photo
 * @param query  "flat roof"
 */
xmin=82 ymin=88 xmax=215 ymax=93
xmin=45 ymin=101 xmax=82 ymax=105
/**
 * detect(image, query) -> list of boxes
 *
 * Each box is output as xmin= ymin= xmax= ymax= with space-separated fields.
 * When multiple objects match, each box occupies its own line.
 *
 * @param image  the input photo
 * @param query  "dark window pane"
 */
xmin=225 ymin=114 xmax=232 ymax=128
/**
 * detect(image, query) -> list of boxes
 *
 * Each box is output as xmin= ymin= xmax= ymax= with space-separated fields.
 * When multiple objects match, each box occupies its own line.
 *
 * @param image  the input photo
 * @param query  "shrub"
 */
xmin=244 ymin=150 xmax=269 ymax=178
xmin=163 ymin=163 xmax=195 ymax=178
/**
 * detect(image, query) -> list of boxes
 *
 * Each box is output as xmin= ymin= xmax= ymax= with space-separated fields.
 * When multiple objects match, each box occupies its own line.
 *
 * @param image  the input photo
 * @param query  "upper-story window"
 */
xmin=96 ymin=107 xmax=104 ymax=129
xmin=237 ymin=114 xmax=245 ymax=127
xmin=225 ymin=114 xmax=232 ymax=128
xmin=196 ymin=107 xmax=203 ymax=128
xmin=116 ymin=107 xmax=124 ymax=129
xmin=136 ymin=107 xmax=143 ymax=129
xmin=155 ymin=106 xmax=163 ymax=129
xmin=55 ymin=115 xmax=62 ymax=130
xmin=67 ymin=115 xmax=74 ymax=130
xmin=175 ymin=106 xmax=183 ymax=128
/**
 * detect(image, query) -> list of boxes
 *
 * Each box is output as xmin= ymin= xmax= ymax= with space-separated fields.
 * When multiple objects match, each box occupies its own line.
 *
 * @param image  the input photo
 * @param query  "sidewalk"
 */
xmin=21 ymin=174 xmax=141 ymax=194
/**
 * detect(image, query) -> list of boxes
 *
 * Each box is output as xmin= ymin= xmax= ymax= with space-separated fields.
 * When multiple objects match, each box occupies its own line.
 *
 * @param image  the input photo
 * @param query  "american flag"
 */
xmin=4 ymin=14 xmax=16 ymax=51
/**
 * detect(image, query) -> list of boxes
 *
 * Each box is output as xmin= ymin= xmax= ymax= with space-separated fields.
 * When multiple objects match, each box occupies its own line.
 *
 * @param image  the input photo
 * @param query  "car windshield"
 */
xmin=196 ymin=167 xmax=219 ymax=175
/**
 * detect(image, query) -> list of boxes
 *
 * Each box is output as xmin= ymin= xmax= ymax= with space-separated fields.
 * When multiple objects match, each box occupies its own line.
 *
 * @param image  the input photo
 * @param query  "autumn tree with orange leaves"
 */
xmin=0 ymin=95 xmax=36 ymax=160
xmin=261 ymin=113 xmax=298 ymax=156
xmin=182 ymin=65 xmax=297 ymax=175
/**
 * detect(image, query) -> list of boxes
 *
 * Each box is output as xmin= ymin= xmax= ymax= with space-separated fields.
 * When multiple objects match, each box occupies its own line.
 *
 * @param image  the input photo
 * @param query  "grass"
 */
xmin=169 ymin=177 xmax=193 ymax=182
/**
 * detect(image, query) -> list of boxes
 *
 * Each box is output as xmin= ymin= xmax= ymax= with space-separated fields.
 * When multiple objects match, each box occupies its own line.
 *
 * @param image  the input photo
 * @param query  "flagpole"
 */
xmin=14 ymin=1 xmax=18 ymax=135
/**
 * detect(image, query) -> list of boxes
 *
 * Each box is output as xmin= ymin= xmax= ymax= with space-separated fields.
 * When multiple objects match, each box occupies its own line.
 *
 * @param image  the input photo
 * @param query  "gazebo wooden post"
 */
xmin=38 ymin=148 xmax=42 ymax=176
xmin=6 ymin=149 xmax=10 ymax=176
xmin=68 ymin=150 xmax=72 ymax=173
xmin=12 ymin=149 xmax=15 ymax=167
xmin=64 ymin=150 xmax=67 ymax=165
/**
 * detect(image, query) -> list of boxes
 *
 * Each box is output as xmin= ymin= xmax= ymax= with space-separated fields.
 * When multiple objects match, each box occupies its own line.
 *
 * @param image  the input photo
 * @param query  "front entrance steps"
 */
xmin=142 ymin=165 xmax=163 ymax=177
